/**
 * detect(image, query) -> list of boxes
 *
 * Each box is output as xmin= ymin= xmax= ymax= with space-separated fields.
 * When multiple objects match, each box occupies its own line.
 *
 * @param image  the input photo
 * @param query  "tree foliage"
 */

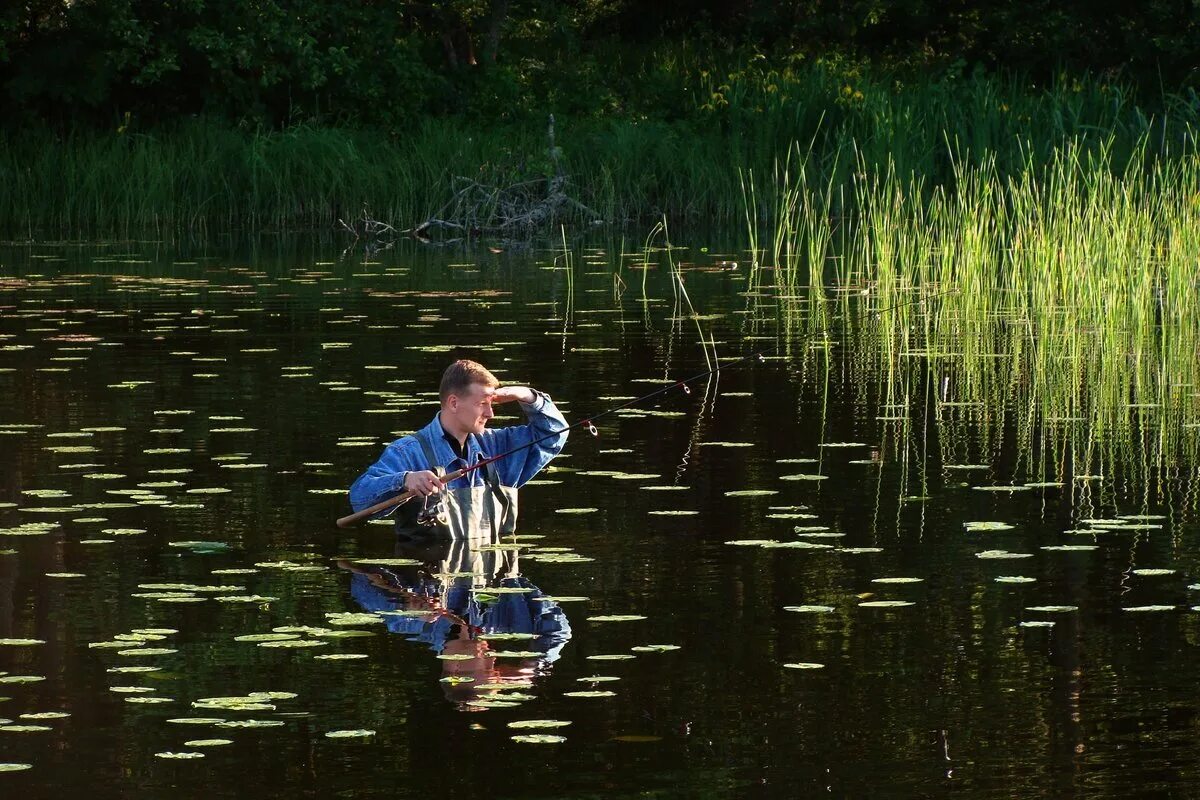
xmin=1 ymin=0 xmax=1196 ymax=129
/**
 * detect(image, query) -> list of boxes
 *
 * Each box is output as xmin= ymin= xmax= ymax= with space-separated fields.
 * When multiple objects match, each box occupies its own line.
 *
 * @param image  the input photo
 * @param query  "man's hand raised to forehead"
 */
xmin=489 ymin=385 xmax=536 ymax=405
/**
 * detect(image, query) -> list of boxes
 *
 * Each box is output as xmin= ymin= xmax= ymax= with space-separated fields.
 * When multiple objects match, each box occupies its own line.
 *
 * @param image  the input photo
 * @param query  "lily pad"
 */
xmin=507 ymin=720 xmax=572 ymax=729
xmin=964 ymin=521 xmax=1014 ymax=532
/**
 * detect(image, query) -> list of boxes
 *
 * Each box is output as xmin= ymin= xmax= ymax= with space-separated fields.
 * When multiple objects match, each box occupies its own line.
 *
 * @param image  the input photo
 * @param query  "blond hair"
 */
xmin=439 ymin=359 xmax=499 ymax=401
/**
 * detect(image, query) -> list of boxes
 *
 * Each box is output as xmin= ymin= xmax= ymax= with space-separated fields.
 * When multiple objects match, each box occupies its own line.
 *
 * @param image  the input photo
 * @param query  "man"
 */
xmin=348 ymin=359 xmax=568 ymax=536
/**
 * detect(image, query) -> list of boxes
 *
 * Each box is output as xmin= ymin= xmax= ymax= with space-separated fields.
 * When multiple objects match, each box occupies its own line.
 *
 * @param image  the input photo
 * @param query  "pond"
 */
xmin=1 ymin=236 xmax=1199 ymax=797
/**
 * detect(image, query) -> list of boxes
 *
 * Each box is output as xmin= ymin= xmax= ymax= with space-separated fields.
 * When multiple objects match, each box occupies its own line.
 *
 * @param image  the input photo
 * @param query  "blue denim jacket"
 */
xmin=347 ymin=392 xmax=568 ymax=513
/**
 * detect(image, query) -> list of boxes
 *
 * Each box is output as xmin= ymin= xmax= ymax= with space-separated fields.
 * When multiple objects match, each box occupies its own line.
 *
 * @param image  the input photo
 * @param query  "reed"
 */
xmin=758 ymin=125 xmax=1200 ymax=486
xmin=2 ymin=63 xmax=1197 ymax=238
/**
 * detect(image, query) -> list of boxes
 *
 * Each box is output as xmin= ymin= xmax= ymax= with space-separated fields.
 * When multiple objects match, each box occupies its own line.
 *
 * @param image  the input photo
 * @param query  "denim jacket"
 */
xmin=347 ymin=392 xmax=568 ymax=513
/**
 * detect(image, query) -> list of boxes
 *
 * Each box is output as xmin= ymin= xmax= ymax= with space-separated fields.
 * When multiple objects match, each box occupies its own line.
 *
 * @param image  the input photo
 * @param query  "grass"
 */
xmin=0 ymin=62 xmax=1197 ymax=239
xmin=752 ymin=128 xmax=1200 ymax=483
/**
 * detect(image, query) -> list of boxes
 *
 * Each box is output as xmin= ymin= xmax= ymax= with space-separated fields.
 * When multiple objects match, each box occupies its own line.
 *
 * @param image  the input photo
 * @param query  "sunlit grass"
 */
xmin=754 ymin=128 xmax=1200 ymax=489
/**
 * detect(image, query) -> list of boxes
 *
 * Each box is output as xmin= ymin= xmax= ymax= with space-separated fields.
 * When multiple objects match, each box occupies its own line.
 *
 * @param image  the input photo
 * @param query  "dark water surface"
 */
xmin=1 ymin=238 xmax=1199 ymax=798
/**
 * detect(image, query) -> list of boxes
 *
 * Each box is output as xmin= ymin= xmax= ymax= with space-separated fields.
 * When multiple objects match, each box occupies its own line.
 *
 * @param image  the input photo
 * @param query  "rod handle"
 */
xmin=335 ymin=467 xmax=468 ymax=529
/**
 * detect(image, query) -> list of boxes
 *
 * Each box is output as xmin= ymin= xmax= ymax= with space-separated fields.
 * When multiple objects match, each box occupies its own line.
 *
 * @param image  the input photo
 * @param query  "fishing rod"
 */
xmin=335 ymin=286 xmax=956 ymax=529
xmin=336 ymin=352 xmax=763 ymax=528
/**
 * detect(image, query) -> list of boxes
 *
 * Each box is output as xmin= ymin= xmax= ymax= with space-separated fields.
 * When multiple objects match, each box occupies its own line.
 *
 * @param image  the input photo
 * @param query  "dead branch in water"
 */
xmin=337 ymin=206 xmax=400 ymax=239
xmin=337 ymin=115 xmax=603 ymax=247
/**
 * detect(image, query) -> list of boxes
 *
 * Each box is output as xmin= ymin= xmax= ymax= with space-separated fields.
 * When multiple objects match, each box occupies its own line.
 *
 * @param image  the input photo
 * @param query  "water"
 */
xmin=1 ymin=238 xmax=1199 ymax=798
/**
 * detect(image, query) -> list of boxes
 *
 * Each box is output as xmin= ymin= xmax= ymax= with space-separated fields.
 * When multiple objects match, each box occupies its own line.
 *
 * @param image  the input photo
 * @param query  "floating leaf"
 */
xmin=0 ymin=725 xmax=51 ymax=733
xmin=325 ymin=729 xmax=375 ymax=739
xmin=964 ymin=521 xmax=1014 ymax=532
xmin=976 ymin=550 xmax=1033 ymax=560
xmin=235 ymin=633 xmax=299 ymax=643
xmin=629 ymin=644 xmax=681 ymax=652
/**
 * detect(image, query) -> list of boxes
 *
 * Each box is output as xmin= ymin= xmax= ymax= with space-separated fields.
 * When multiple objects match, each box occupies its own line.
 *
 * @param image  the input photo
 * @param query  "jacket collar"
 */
xmin=417 ymin=413 xmax=487 ymax=471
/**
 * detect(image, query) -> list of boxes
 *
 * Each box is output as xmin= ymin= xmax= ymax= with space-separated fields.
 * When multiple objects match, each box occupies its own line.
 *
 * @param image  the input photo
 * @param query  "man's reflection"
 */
xmin=338 ymin=530 xmax=570 ymax=708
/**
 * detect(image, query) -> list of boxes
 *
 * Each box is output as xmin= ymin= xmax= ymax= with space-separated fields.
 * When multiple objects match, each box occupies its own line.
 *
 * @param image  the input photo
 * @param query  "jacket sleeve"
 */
xmin=481 ymin=391 xmax=569 ymax=488
xmin=347 ymin=438 xmax=422 ymax=513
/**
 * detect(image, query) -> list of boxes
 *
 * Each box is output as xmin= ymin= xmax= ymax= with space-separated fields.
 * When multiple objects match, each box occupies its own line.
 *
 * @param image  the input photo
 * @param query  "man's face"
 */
xmin=447 ymin=382 xmax=495 ymax=435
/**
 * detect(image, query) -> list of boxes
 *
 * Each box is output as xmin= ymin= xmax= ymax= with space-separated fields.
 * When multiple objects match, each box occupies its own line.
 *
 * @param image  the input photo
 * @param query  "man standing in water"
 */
xmin=348 ymin=359 xmax=568 ymax=536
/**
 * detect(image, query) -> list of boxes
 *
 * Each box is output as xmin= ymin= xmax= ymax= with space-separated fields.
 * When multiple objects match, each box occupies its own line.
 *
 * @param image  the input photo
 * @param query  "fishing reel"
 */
xmin=416 ymin=493 xmax=449 ymax=527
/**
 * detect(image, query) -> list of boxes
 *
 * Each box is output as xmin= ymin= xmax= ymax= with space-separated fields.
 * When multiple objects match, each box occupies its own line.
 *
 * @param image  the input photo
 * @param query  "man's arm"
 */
xmin=483 ymin=387 xmax=569 ymax=487
xmin=347 ymin=440 xmax=419 ymax=513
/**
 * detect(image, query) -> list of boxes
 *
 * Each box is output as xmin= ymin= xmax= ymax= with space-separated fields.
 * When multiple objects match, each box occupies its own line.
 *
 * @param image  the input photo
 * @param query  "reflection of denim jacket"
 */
xmin=347 ymin=393 xmax=568 ymax=513
xmin=349 ymin=572 xmax=571 ymax=661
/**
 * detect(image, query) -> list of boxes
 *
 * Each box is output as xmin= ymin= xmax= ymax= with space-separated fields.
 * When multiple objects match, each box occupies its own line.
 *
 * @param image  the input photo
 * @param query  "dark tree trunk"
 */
xmin=483 ymin=0 xmax=509 ymax=65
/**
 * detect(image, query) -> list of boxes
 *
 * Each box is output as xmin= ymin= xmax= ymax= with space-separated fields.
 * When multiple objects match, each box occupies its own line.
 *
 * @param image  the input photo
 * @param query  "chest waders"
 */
xmin=393 ymin=430 xmax=518 ymax=542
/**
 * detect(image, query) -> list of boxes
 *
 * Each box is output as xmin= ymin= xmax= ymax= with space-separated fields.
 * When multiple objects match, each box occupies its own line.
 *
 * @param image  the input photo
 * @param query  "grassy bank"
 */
xmin=1 ymin=63 xmax=1198 ymax=239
